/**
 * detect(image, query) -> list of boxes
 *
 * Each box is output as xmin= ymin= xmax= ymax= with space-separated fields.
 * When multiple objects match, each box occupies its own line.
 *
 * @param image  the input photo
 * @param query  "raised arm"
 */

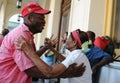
xmin=37 ymin=35 xmax=58 ymax=57
xmin=50 ymin=47 xmax=65 ymax=61
xmin=44 ymin=37 xmax=65 ymax=61
xmin=26 ymin=49 xmax=66 ymax=77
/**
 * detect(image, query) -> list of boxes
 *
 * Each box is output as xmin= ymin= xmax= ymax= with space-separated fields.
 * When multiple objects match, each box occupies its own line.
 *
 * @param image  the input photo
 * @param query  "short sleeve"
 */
xmin=61 ymin=55 xmax=73 ymax=68
xmin=94 ymin=46 xmax=112 ymax=59
xmin=61 ymin=51 xmax=80 ymax=68
xmin=13 ymin=50 xmax=35 ymax=71
xmin=102 ymin=51 xmax=112 ymax=58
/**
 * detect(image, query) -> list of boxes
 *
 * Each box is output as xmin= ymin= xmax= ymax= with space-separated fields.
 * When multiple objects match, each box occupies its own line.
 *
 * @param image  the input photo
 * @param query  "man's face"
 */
xmin=29 ymin=13 xmax=45 ymax=34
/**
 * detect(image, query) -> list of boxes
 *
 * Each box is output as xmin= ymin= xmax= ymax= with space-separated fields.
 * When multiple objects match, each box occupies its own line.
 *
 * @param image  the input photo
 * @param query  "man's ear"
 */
xmin=28 ymin=14 xmax=33 ymax=23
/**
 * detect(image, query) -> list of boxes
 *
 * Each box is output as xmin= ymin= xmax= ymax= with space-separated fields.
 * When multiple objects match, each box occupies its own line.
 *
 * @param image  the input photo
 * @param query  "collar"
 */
xmin=21 ymin=23 xmax=33 ymax=36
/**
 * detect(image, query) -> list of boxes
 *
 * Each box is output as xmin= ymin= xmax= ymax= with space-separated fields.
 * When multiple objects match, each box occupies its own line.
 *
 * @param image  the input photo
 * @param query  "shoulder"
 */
xmin=71 ymin=49 xmax=83 ymax=55
xmin=67 ymin=50 xmax=84 ymax=59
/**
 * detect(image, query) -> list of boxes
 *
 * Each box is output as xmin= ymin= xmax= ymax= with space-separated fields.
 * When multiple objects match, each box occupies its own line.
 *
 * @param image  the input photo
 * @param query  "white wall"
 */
xmin=47 ymin=0 xmax=61 ymax=37
xmin=0 ymin=0 xmax=7 ymax=32
xmin=68 ymin=0 xmax=91 ymax=33
xmin=69 ymin=0 xmax=106 ymax=36
xmin=88 ymin=0 xmax=106 ymax=36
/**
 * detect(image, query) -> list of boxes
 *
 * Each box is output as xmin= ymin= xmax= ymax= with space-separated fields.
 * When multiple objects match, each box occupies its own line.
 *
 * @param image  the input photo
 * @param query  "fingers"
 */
xmin=78 ymin=64 xmax=86 ymax=74
xmin=18 ymin=36 xmax=26 ymax=44
xmin=44 ymin=38 xmax=51 ymax=44
xmin=14 ymin=41 xmax=24 ymax=50
xmin=20 ymin=36 xmax=26 ymax=41
xmin=44 ymin=35 xmax=58 ymax=48
xmin=14 ymin=35 xmax=27 ymax=50
xmin=14 ymin=40 xmax=22 ymax=50
xmin=70 ymin=63 xmax=84 ymax=68
xmin=69 ymin=63 xmax=77 ymax=68
xmin=50 ymin=34 xmax=54 ymax=40
xmin=78 ymin=63 xmax=86 ymax=70
xmin=52 ymin=37 xmax=58 ymax=46
xmin=29 ymin=39 xmax=33 ymax=46
xmin=73 ymin=63 xmax=86 ymax=76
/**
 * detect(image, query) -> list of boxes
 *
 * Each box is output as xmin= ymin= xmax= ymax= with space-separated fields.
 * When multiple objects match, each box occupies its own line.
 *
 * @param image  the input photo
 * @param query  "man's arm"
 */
xmin=50 ymin=47 xmax=65 ymax=61
xmin=57 ymin=63 xmax=85 ymax=78
xmin=25 ymin=63 xmax=85 ymax=79
xmin=36 ymin=45 xmax=48 ymax=57
xmin=36 ymin=42 xmax=65 ymax=61
xmin=25 ymin=47 xmax=85 ymax=78
xmin=16 ymin=37 xmax=85 ymax=78
xmin=92 ymin=58 xmax=113 ymax=74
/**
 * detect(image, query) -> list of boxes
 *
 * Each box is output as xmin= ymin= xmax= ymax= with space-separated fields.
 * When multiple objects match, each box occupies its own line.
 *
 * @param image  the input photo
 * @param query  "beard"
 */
xmin=30 ymin=23 xmax=43 ymax=34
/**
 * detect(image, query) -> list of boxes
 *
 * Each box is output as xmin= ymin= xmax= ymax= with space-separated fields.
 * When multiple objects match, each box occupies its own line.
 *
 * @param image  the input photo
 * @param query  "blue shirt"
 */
xmin=85 ymin=46 xmax=112 ymax=68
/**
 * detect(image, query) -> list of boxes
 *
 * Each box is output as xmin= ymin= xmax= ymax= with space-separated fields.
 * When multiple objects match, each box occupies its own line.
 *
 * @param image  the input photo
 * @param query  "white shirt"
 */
xmin=62 ymin=49 xmax=92 ymax=83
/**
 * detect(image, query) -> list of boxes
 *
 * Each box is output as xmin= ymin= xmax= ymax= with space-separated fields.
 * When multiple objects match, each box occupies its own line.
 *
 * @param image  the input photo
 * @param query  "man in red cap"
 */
xmin=0 ymin=2 xmax=85 ymax=83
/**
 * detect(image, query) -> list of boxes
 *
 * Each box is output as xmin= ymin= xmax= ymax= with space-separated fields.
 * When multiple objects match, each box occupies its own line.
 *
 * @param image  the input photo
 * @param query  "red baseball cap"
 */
xmin=21 ymin=2 xmax=51 ymax=17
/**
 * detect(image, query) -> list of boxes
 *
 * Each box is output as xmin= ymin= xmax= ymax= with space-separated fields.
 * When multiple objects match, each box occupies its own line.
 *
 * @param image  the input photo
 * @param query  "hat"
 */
xmin=21 ymin=2 xmax=51 ymax=17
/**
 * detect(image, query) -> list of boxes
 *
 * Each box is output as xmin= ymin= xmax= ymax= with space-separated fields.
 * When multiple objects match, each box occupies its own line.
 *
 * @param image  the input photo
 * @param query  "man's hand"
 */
xmin=44 ymin=34 xmax=58 ymax=49
xmin=58 ymin=63 xmax=86 ymax=78
xmin=14 ymin=36 xmax=35 ymax=55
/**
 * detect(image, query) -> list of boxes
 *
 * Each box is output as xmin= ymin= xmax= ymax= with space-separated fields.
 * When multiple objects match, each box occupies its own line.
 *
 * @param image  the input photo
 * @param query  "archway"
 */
xmin=8 ymin=14 xmax=23 ymax=31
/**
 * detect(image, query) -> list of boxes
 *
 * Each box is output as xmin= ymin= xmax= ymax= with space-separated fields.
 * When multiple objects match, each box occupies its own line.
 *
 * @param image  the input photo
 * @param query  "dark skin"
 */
xmin=15 ymin=36 xmax=85 ymax=78
xmin=24 ymin=13 xmax=45 ymax=34
xmin=21 ymin=13 xmax=86 ymax=78
xmin=2 ymin=29 xmax=9 ymax=37
xmin=92 ymin=58 xmax=113 ymax=74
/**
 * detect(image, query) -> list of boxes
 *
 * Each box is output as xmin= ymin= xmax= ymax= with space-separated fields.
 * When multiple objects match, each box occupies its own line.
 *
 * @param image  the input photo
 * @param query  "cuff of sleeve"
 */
xmin=20 ymin=62 xmax=35 ymax=71
xmin=61 ymin=60 xmax=69 ymax=68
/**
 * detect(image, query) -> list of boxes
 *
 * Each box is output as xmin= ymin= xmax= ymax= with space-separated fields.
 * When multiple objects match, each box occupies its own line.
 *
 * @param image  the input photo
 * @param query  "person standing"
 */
xmin=0 ymin=2 xmax=85 ymax=83
xmin=86 ymin=31 xmax=113 ymax=83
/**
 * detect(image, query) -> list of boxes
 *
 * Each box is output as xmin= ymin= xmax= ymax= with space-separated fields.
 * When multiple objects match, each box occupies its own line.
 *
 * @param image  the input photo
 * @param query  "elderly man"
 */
xmin=0 ymin=2 xmax=85 ymax=83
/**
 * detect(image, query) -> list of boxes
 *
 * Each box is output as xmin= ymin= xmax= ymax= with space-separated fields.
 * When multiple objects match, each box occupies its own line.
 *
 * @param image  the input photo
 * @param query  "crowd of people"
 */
xmin=0 ymin=2 xmax=114 ymax=83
